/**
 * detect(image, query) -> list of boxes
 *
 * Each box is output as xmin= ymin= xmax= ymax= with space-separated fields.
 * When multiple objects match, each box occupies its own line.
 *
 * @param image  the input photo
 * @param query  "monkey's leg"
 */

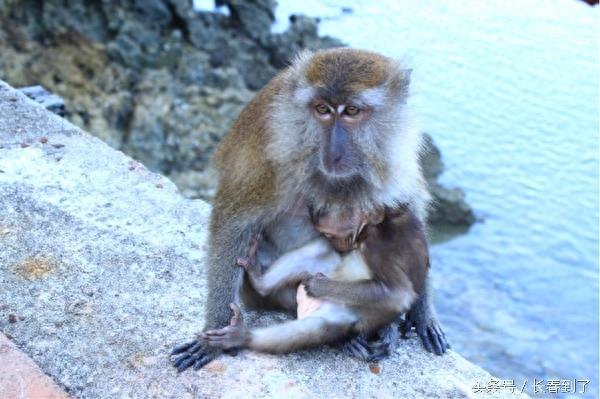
xmin=203 ymin=303 xmax=357 ymax=354
xmin=400 ymin=279 xmax=450 ymax=355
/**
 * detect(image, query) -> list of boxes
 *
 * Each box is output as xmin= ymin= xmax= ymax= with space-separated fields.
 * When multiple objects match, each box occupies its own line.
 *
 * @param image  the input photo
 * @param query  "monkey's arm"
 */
xmin=243 ymin=239 xmax=341 ymax=296
xmin=171 ymin=216 xmax=262 ymax=371
xmin=203 ymin=220 xmax=262 ymax=329
xmin=303 ymin=275 xmax=416 ymax=312
xmin=369 ymin=205 xmax=449 ymax=355
xmin=400 ymin=277 xmax=450 ymax=355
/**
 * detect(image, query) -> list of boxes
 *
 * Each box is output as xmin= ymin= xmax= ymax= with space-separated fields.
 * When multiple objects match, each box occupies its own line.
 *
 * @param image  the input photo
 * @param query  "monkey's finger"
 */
xmin=422 ymin=338 xmax=434 ymax=354
xmin=229 ymin=303 xmax=243 ymax=325
xmin=424 ymin=327 xmax=443 ymax=355
xmin=369 ymin=348 xmax=389 ymax=362
xmin=419 ymin=328 xmax=434 ymax=353
xmin=433 ymin=325 xmax=450 ymax=352
xmin=428 ymin=328 xmax=444 ymax=355
xmin=176 ymin=356 xmax=197 ymax=372
xmin=343 ymin=344 xmax=370 ymax=360
xmin=173 ymin=352 xmax=197 ymax=370
xmin=236 ymin=256 xmax=250 ymax=269
xmin=339 ymin=336 xmax=371 ymax=361
xmin=366 ymin=339 xmax=390 ymax=360
xmin=181 ymin=341 xmax=204 ymax=356
xmin=204 ymin=335 xmax=227 ymax=345
xmin=203 ymin=330 xmax=228 ymax=337
xmin=369 ymin=340 xmax=391 ymax=355
xmin=171 ymin=340 xmax=196 ymax=355
xmin=431 ymin=326 xmax=446 ymax=356
xmin=193 ymin=355 xmax=212 ymax=370
xmin=437 ymin=325 xmax=451 ymax=349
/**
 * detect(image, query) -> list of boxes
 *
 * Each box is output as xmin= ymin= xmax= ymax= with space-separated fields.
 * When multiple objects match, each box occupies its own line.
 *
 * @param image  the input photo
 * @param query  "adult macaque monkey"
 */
xmin=171 ymin=48 xmax=449 ymax=371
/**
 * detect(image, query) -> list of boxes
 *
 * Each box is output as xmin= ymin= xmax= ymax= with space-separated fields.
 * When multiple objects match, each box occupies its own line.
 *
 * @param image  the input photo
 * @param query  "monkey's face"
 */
xmin=268 ymin=48 xmax=421 ymax=206
xmin=310 ymin=99 xmax=371 ymax=178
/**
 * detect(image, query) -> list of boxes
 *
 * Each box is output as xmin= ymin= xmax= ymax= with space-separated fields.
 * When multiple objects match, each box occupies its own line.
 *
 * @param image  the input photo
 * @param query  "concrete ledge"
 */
xmin=0 ymin=80 xmax=524 ymax=398
xmin=0 ymin=333 xmax=69 ymax=399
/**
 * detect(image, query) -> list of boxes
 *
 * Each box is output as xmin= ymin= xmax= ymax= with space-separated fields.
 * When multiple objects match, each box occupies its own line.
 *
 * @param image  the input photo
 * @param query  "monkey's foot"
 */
xmin=201 ymin=303 xmax=249 ymax=350
xmin=400 ymin=312 xmax=450 ymax=356
xmin=339 ymin=323 xmax=399 ymax=362
xmin=170 ymin=339 xmax=218 ymax=372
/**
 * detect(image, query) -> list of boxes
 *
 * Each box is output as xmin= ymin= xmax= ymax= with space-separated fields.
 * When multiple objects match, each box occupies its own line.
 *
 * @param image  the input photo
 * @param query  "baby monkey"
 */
xmin=201 ymin=205 xmax=430 ymax=355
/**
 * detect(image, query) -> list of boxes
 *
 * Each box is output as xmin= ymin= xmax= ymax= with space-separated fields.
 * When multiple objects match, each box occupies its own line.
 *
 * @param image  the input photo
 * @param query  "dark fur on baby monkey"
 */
xmin=197 ymin=205 xmax=437 ymax=356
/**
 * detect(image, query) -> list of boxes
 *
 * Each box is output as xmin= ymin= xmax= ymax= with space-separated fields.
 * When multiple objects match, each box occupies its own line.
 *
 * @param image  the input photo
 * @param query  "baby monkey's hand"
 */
xmin=236 ymin=235 xmax=261 ymax=274
xmin=302 ymin=272 xmax=330 ymax=298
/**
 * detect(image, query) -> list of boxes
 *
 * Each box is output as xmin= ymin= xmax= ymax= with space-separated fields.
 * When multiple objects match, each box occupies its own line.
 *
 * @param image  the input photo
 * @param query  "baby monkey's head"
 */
xmin=311 ymin=206 xmax=385 ymax=253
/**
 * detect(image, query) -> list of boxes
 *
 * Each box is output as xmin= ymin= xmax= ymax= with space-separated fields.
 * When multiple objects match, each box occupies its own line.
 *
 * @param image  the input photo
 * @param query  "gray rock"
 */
xmin=0 ymin=79 xmax=523 ymax=399
xmin=265 ymin=15 xmax=344 ymax=69
xmin=18 ymin=85 xmax=65 ymax=116
xmin=218 ymin=0 xmax=277 ymax=42
xmin=421 ymin=133 xmax=444 ymax=180
xmin=421 ymin=134 xmax=477 ymax=227
xmin=122 ymin=69 xmax=253 ymax=173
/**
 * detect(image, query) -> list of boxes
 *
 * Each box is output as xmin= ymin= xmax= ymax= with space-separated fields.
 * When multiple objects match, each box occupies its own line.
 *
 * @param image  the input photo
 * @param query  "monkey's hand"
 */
xmin=400 ymin=303 xmax=450 ymax=356
xmin=339 ymin=322 xmax=399 ymax=362
xmin=170 ymin=339 xmax=218 ymax=372
xmin=237 ymin=236 xmax=271 ymax=296
xmin=236 ymin=235 xmax=261 ymax=272
xmin=302 ymin=272 xmax=329 ymax=298
xmin=201 ymin=303 xmax=250 ymax=351
xmin=170 ymin=304 xmax=247 ymax=372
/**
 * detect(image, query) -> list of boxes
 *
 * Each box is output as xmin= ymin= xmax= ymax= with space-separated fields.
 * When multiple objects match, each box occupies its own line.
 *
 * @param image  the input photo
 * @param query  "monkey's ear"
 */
xmin=402 ymin=68 xmax=413 ymax=86
xmin=388 ymin=63 xmax=412 ymax=100
xmin=290 ymin=49 xmax=314 ymax=69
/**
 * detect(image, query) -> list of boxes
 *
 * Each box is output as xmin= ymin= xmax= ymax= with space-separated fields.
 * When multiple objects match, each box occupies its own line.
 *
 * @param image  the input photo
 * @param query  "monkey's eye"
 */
xmin=315 ymin=104 xmax=330 ymax=115
xmin=344 ymin=106 xmax=360 ymax=116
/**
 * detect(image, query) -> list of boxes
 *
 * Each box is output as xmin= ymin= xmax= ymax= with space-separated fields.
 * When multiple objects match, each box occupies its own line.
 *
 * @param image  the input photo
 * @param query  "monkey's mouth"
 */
xmin=310 ymin=169 xmax=370 ymax=198
xmin=318 ymin=158 xmax=361 ymax=180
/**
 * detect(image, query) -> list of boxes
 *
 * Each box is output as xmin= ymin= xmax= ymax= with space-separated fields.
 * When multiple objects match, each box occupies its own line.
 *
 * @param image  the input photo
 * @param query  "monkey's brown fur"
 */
xmin=307 ymin=49 xmax=388 ymax=98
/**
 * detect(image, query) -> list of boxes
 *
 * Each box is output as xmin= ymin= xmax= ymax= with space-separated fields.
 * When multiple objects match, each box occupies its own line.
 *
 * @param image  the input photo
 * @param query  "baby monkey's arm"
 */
xmin=237 ymin=238 xmax=341 ymax=296
xmin=303 ymin=275 xmax=416 ymax=313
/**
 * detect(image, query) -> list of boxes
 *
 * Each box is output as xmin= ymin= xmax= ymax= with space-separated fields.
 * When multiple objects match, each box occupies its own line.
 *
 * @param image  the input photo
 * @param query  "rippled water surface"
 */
xmin=275 ymin=0 xmax=599 ymax=396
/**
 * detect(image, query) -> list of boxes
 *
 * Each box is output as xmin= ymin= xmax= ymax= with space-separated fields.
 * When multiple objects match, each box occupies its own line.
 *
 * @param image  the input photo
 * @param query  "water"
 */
xmin=272 ymin=0 xmax=599 ymax=397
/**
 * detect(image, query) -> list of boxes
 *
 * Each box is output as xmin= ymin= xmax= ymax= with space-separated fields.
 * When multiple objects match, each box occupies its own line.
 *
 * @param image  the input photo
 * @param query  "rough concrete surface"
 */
xmin=0 ymin=80 xmax=523 ymax=398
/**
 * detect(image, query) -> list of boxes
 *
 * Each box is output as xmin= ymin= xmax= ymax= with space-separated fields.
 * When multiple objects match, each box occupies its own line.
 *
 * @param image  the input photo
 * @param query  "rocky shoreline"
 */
xmin=0 ymin=0 xmax=474 ymax=228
